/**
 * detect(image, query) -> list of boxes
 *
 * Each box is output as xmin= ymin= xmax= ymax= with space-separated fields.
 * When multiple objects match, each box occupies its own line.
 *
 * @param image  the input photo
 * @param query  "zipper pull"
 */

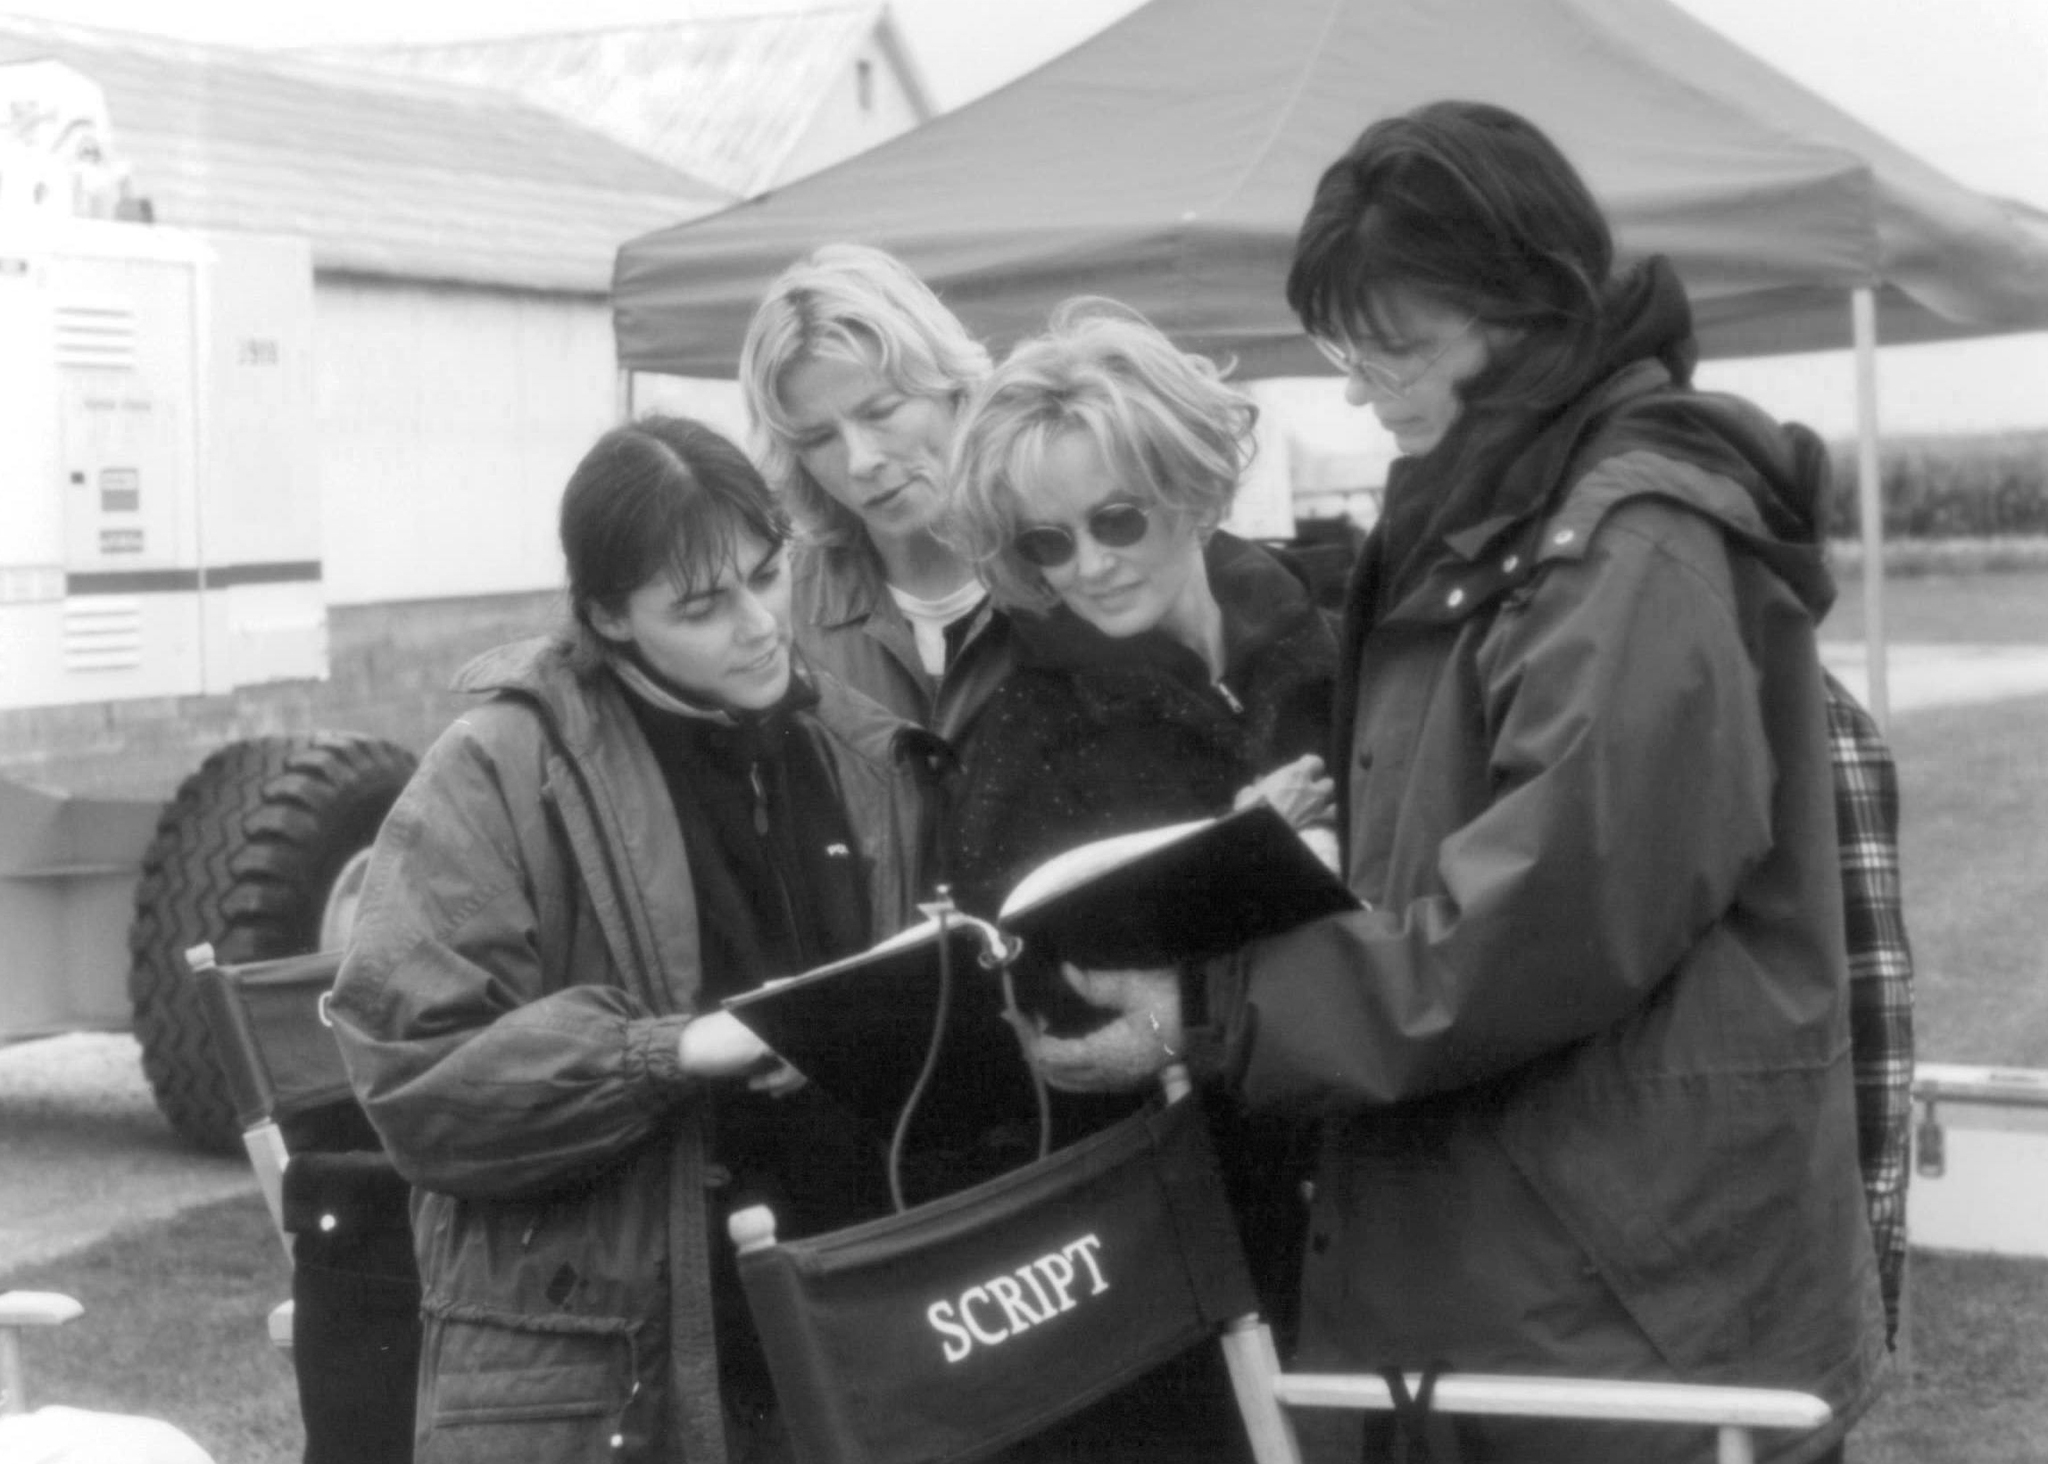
xmin=749 ymin=763 xmax=769 ymax=836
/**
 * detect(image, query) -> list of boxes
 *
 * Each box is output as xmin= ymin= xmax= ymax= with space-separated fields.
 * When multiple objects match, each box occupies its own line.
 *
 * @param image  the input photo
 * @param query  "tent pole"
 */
xmin=1851 ymin=288 xmax=1889 ymax=730
xmin=616 ymin=367 xmax=637 ymax=423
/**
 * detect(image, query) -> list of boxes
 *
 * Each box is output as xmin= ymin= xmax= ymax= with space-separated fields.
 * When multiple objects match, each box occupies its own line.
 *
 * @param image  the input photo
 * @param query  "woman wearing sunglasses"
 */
xmin=1015 ymin=101 xmax=1884 ymax=1464
xmin=940 ymin=298 xmax=1337 ymax=1464
xmin=740 ymin=244 xmax=1013 ymax=748
xmin=944 ymin=298 xmax=1338 ymax=941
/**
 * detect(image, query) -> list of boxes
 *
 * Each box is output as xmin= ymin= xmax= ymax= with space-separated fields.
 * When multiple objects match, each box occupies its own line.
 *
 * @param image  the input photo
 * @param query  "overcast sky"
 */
xmin=9 ymin=0 xmax=2045 ymax=432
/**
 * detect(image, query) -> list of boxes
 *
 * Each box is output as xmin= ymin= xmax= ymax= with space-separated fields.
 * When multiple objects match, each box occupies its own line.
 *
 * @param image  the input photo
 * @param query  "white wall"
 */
xmin=314 ymin=279 xmax=619 ymax=606
xmin=774 ymin=37 xmax=926 ymax=188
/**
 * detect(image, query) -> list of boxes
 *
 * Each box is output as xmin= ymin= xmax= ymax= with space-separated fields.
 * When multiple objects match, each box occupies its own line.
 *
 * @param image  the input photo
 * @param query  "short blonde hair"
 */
xmin=739 ymin=244 xmax=991 ymax=549
xmin=948 ymin=298 xmax=1257 ymax=612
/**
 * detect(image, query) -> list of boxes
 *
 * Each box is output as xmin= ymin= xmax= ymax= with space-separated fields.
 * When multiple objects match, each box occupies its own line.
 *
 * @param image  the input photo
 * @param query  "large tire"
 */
xmin=128 ymin=733 xmax=418 ymax=1152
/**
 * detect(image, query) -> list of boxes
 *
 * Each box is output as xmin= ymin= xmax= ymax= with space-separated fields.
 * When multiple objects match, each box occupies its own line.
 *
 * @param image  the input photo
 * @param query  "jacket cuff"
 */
xmin=629 ymin=1014 xmax=698 ymax=1104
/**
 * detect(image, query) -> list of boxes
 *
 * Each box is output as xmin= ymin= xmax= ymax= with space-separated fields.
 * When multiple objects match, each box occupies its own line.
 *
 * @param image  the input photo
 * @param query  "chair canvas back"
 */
xmin=194 ymin=948 xmax=353 ymax=1134
xmin=740 ymin=1095 xmax=1257 ymax=1464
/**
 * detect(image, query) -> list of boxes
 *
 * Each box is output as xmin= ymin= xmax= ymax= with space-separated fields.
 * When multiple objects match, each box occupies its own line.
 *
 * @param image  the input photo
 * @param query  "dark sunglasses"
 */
xmin=1011 ymin=502 xmax=1153 ymax=569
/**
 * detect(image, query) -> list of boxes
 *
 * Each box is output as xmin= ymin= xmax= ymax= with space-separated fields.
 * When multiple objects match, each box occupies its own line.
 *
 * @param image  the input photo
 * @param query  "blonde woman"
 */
xmin=944 ymin=298 xmax=1336 ymax=923
xmin=941 ymin=299 xmax=1336 ymax=1464
xmin=741 ymin=244 xmax=1011 ymax=745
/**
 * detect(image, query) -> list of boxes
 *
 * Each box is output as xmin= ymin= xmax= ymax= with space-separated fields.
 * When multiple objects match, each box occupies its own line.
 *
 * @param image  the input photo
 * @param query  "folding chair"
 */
xmin=187 ymin=942 xmax=419 ymax=1464
xmin=730 ymin=1069 xmax=1831 ymax=1464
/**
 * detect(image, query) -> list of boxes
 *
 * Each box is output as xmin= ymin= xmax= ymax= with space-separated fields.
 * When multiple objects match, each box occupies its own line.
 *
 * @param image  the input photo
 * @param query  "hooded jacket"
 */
xmin=1199 ymin=355 xmax=1888 ymax=1462
xmin=328 ymin=635 xmax=924 ymax=1464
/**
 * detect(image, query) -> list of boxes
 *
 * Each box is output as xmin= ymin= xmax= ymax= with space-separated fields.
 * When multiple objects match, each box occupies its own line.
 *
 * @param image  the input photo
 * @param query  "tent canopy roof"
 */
xmin=614 ymin=0 xmax=2048 ymax=378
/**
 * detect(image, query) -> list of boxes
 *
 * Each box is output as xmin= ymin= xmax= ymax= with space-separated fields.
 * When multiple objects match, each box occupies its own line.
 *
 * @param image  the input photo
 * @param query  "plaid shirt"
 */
xmin=1825 ymin=669 xmax=1915 ymax=1346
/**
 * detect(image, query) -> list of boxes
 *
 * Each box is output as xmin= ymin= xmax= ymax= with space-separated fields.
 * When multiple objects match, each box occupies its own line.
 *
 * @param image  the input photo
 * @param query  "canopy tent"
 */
xmin=612 ymin=0 xmax=2048 ymax=722
xmin=615 ymin=0 xmax=2048 ymax=374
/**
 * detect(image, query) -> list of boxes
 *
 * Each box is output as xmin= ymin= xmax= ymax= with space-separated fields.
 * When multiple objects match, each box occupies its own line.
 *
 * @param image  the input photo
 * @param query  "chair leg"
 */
xmin=1717 ymin=1426 xmax=1756 ymax=1464
xmin=1 ymin=1328 xmax=23 ymax=1417
xmin=1219 ymin=1315 xmax=1304 ymax=1464
xmin=0 ymin=1292 xmax=85 ymax=1416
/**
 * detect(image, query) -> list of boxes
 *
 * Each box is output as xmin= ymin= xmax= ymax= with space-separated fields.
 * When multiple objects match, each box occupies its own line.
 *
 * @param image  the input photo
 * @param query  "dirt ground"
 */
xmin=0 ymin=1032 xmax=254 ymax=1272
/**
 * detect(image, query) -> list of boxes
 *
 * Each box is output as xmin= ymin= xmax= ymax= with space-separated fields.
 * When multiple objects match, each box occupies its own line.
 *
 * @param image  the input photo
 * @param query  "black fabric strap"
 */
xmin=1374 ymin=1362 xmax=1462 ymax=1464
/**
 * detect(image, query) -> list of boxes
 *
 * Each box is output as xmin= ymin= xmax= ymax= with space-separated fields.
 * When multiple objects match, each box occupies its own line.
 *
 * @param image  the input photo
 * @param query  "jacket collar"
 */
xmin=794 ymin=539 xmax=888 ymax=630
xmin=1367 ymin=355 xmax=1833 ymax=632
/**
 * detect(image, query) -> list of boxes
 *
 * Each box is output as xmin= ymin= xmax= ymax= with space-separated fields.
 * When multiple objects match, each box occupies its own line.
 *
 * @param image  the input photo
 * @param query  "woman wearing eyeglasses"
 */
xmin=1018 ymin=102 xmax=1885 ymax=1464
xmin=938 ymin=297 xmax=1336 ymax=1463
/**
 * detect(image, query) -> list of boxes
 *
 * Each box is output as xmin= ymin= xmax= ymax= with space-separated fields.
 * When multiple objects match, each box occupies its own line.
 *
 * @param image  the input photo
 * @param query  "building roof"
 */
xmin=0 ymin=15 xmax=732 ymax=294
xmin=318 ymin=3 xmax=934 ymax=198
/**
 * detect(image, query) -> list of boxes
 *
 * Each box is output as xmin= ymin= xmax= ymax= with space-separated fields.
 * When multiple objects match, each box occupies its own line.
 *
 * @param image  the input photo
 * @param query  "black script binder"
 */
xmin=722 ymin=804 xmax=1356 ymax=1143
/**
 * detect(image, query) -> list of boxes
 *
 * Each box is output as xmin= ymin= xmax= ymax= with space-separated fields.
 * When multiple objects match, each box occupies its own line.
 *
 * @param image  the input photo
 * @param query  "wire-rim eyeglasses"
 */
xmin=1310 ymin=317 xmax=1476 ymax=396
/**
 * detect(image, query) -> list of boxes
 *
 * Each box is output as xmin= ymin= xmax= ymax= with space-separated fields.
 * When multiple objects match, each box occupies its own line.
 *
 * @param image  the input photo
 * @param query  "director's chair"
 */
xmin=187 ymin=942 xmax=419 ymax=1464
xmin=730 ymin=1069 xmax=1831 ymax=1464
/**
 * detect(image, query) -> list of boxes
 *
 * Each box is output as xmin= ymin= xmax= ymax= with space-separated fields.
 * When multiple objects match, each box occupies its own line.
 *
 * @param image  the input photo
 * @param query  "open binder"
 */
xmin=723 ymin=804 xmax=1356 ymax=1145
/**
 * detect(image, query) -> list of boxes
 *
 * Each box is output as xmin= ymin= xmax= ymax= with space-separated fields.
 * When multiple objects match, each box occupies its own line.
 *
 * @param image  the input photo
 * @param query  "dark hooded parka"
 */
xmin=1195 ymin=261 xmax=1887 ymax=1464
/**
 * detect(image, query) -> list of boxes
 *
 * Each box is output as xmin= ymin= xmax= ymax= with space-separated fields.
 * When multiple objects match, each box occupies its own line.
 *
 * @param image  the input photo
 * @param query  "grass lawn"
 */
xmin=1857 ymin=1251 xmax=2048 ymax=1464
xmin=2 ymin=1193 xmax=2043 ymax=1462
xmin=0 ymin=1194 xmax=300 ymax=1462
xmin=1819 ymin=565 xmax=2048 ymax=644
xmin=1890 ymin=690 xmax=2048 ymax=1067
xmin=1818 ymin=559 xmax=2048 ymax=1064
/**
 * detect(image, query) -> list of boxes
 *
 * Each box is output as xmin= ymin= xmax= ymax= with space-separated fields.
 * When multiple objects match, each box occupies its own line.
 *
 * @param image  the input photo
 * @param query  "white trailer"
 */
xmin=0 ymin=206 xmax=416 ymax=1151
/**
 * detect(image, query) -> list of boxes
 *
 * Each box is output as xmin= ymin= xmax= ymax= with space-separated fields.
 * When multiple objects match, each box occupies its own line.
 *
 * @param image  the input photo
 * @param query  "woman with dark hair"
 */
xmin=328 ymin=415 xmax=925 ymax=1464
xmin=1018 ymin=102 xmax=1887 ymax=1463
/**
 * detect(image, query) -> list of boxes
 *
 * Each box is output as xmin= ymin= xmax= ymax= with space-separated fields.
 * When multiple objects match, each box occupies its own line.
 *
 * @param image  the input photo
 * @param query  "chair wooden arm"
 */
xmin=1220 ymin=1314 xmax=1829 ymax=1464
xmin=1270 ymin=1370 xmax=1831 ymax=1432
xmin=0 ymin=1293 xmax=82 ymax=1330
xmin=1 ymin=1291 xmax=85 ymax=1417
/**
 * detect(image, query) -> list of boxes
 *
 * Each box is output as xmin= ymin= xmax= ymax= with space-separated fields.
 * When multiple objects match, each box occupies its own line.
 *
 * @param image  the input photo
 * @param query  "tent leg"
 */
xmin=1851 ymin=288 xmax=1888 ymax=730
xmin=617 ymin=367 xmax=637 ymax=423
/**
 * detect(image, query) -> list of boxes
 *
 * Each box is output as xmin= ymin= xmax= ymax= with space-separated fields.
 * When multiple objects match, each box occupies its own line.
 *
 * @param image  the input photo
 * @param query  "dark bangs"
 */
xmin=560 ymin=416 xmax=789 ymax=634
xmin=648 ymin=463 xmax=789 ymax=604
xmin=1286 ymin=102 xmax=1617 ymax=413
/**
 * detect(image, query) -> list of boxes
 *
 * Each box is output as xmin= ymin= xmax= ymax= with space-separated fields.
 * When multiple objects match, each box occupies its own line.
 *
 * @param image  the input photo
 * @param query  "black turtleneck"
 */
xmin=620 ymin=682 xmax=887 ymax=1233
xmin=622 ymin=690 xmax=870 ymax=997
xmin=621 ymin=680 xmax=891 ymax=1434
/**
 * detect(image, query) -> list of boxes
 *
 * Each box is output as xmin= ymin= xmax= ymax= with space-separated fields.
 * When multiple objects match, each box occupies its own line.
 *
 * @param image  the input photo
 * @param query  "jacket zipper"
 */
xmin=751 ymin=760 xmax=806 ymax=957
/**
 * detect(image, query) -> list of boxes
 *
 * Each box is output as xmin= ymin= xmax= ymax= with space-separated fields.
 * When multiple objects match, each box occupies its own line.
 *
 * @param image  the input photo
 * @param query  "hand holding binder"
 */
xmin=722 ymin=804 xmax=1357 ymax=1143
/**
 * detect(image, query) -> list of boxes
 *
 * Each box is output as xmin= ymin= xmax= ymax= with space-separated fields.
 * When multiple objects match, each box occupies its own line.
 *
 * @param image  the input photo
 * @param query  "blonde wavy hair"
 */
xmin=739 ymin=243 xmax=991 ymax=549
xmin=947 ymin=298 xmax=1257 ymax=612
